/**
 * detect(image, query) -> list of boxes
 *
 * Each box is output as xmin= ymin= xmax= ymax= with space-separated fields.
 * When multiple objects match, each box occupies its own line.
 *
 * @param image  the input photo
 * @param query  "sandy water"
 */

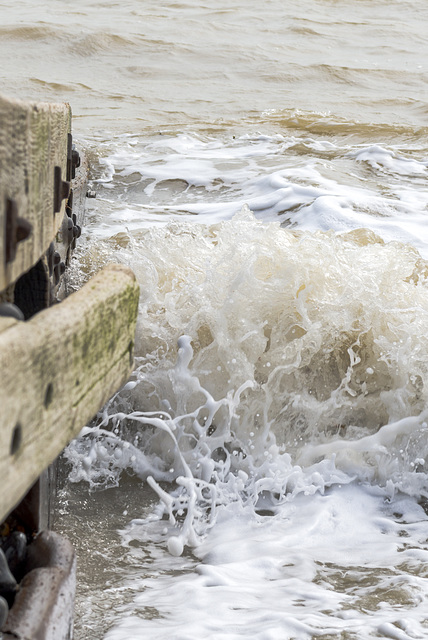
xmin=2 ymin=0 xmax=428 ymax=638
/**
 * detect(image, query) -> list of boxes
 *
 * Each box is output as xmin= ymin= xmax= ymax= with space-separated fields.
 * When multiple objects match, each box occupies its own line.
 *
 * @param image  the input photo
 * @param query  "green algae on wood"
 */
xmin=0 ymin=263 xmax=140 ymax=522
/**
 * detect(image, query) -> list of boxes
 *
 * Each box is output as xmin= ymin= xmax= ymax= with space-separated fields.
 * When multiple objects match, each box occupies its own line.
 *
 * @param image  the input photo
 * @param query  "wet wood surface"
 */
xmin=0 ymin=94 xmax=71 ymax=291
xmin=0 ymin=263 xmax=140 ymax=523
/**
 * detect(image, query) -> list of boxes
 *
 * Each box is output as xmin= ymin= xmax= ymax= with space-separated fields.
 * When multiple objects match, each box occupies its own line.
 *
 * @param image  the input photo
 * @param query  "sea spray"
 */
xmin=65 ymin=207 xmax=428 ymax=557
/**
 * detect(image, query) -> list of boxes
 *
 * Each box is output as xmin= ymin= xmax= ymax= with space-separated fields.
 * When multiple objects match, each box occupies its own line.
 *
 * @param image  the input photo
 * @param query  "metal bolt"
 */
xmin=66 ymin=133 xmax=73 ymax=182
xmin=71 ymin=148 xmax=80 ymax=180
xmin=67 ymin=135 xmax=81 ymax=180
xmin=62 ymin=181 xmax=70 ymax=200
xmin=3 ymin=531 xmax=27 ymax=576
xmin=0 ymin=303 xmax=24 ymax=321
xmin=53 ymin=166 xmax=70 ymax=214
xmin=0 ymin=595 xmax=8 ymax=629
xmin=66 ymin=217 xmax=74 ymax=244
xmin=5 ymin=198 xmax=32 ymax=264
xmin=66 ymin=189 xmax=73 ymax=218
xmin=0 ymin=547 xmax=17 ymax=605
xmin=53 ymin=260 xmax=66 ymax=285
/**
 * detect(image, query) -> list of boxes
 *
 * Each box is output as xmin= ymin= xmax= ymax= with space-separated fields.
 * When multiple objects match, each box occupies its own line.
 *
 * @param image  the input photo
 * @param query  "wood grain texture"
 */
xmin=0 ymin=94 xmax=71 ymax=290
xmin=0 ymin=263 xmax=140 ymax=522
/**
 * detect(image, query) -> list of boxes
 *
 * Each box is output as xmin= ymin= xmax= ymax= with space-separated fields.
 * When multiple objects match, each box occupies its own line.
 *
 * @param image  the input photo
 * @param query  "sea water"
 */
xmin=1 ymin=0 xmax=428 ymax=638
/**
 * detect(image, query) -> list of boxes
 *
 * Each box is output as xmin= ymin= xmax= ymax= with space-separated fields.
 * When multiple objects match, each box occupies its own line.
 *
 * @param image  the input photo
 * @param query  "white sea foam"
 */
xmin=67 ymin=207 xmax=428 ymax=563
xmin=65 ymin=131 xmax=428 ymax=639
xmin=87 ymin=133 xmax=428 ymax=258
xmin=100 ymin=484 xmax=428 ymax=639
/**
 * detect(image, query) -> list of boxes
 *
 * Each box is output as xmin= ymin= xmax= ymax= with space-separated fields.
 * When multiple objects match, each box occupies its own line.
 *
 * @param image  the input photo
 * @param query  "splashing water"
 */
xmin=65 ymin=207 xmax=428 ymax=563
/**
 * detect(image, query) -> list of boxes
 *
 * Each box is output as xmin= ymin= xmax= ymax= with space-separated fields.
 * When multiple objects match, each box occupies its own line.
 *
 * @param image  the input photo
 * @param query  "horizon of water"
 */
xmin=2 ymin=1 xmax=428 ymax=638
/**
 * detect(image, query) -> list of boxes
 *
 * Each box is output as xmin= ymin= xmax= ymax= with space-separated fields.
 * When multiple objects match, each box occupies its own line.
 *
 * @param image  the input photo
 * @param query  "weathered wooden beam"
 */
xmin=0 ymin=94 xmax=71 ymax=291
xmin=0 ymin=263 xmax=140 ymax=523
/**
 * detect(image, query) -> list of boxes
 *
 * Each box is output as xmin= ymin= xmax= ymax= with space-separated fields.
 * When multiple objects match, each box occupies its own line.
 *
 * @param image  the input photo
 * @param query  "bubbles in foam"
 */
xmin=87 ymin=131 xmax=428 ymax=259
xmin=65 ymin=206 xmax=428 ymax=556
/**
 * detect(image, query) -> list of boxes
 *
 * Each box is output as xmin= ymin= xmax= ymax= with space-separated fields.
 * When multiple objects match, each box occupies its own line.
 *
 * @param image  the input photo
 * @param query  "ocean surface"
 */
xmin=2 ymin=1 xmax=428 ymax=638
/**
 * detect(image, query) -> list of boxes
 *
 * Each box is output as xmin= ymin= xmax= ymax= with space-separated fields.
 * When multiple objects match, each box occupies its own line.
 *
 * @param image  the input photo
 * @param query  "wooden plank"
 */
xmin=0 ymin=94 xmax=71 ymax=290
xmin=0 ymin=263 xmax=140 ymax=522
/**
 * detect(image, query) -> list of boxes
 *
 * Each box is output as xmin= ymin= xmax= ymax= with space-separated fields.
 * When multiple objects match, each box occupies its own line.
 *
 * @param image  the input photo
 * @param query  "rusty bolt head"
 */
xmin=53 ymin=166 xmax=71 ymax=214
xmin=5 ymin=198 xmax=33 ymax=264
xmin=72 ymin=148 xmax=80 ymax=169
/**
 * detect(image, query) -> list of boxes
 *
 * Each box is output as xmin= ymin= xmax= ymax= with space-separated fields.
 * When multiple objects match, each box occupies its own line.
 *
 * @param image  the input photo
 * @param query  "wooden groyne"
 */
xmin=0 ymin=94 xmax=139 ymax=638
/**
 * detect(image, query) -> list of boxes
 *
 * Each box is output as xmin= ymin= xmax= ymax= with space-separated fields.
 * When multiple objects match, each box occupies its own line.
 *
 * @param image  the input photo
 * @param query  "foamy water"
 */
xmin=57 ymin=55 xmax=428 ymax=640
xmin=2 ymin=0 xmax=428 ymax=637
xmin=86 ymin=130 xmax=428 ymax=256
xmin=64 ymin=202 xmax=428 ymax=637
xmin=102 ymin=485 xmax=428 ymax=639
